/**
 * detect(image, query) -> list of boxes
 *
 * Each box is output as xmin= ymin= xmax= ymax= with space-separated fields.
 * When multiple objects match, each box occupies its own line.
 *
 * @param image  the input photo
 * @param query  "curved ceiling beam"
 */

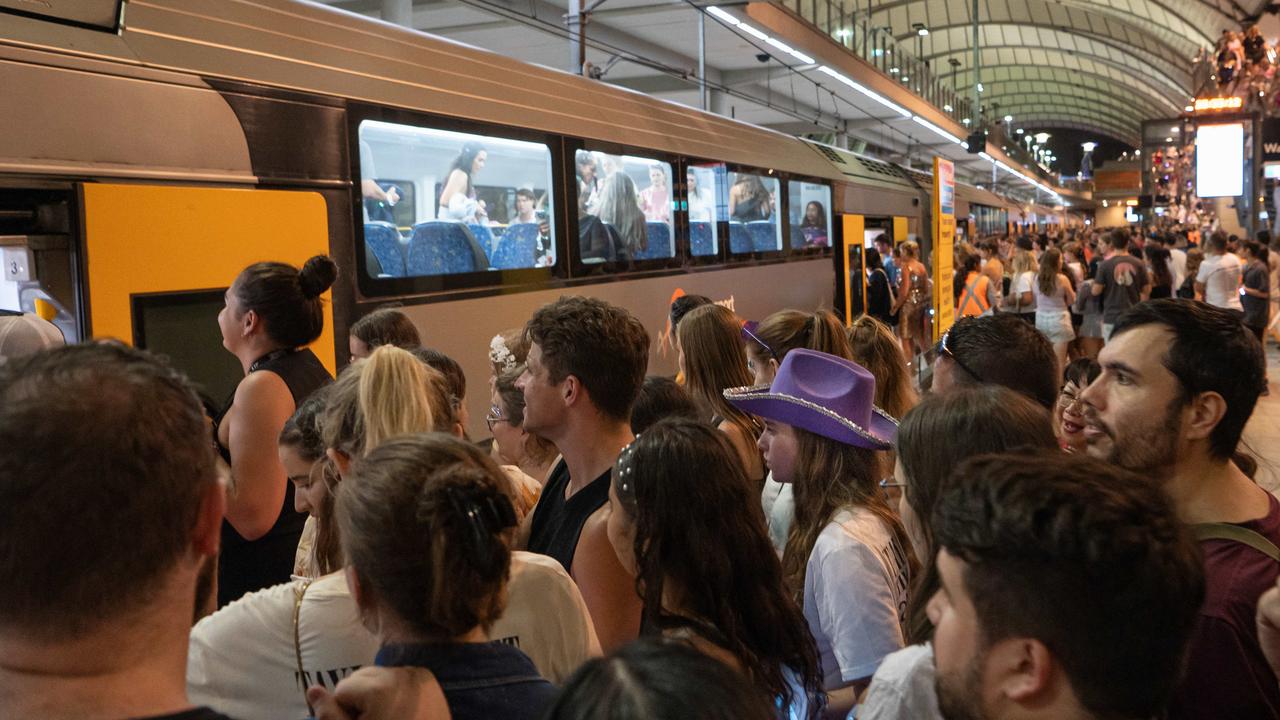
xmin=991 ymin=105 xmax=1141 ymax=142
xmin=980 ymin=79 xmax=1170 ymax=119
xmin=921 ymin=36 xmax=1191 ymax=100
xmin=885 ymin=0 xmax=1188 ymax=69
xmin=946 ymin=62 xmax=1185 ymax=117
xmin=865 ymin=0 xmax=1213 ymax=54
xmin=988 ymin=102 xmax=1141 ymax=137
xmin=909 ymin=22 xmax=1189 ymax=81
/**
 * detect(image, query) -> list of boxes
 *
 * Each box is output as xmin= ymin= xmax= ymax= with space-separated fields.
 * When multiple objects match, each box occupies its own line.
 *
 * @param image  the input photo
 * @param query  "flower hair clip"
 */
xmin=489 ymin=334 xmax=517 ymax=373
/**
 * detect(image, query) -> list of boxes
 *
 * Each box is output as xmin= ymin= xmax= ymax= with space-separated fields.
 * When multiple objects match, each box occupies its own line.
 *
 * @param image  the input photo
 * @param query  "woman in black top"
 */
xmin=865 ymin=247 xmax=894 ymax=326
xmin=214 ymin=255 xmax=336 ymax=606
xmin=1144 ymin=245 xmax=1174 ymax=300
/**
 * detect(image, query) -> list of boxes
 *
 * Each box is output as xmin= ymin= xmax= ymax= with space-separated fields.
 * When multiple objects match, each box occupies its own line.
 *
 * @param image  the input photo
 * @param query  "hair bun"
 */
xmin=298 ymin=255 xmax=338 ymax=299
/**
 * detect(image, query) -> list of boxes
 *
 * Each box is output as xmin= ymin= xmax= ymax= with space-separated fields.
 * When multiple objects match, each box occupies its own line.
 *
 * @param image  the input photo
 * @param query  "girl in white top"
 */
xmin=860 ymin=387 xmax=1058 ymax=720
xmin=726 ymin=350 xmax=913 ymax=719
xmin=1032 ymin=248 xmax=1077 ymax=374
xmin=188 ymin=348 xmax=597 ymax=719
xmin=1004 ymin=247 xmax=1038 ymax=321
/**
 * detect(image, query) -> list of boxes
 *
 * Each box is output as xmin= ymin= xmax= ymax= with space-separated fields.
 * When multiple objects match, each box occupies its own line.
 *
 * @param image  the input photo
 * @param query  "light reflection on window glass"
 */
xmin=688 ymin=162 xmax=726 ymax=256
xmin=728 ymin=172 xmax=780 ymax=254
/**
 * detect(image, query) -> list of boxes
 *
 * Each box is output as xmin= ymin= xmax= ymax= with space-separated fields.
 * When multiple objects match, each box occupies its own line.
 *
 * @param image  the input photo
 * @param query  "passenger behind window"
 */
xmin=801 ymin=201 xmax=828 ymax=248
xmin=688 ymin=169 xmax=715 ymax=222
xmin=597 ymin=171 xmax=648 ymax=256
xmin=511 ymin=187 xmax=553 ymax=267
xmin=576 ymin=150 xmax=602 ymax=215
xmin=512 ymin=188 xmax=538 ymax=224
xmin=438 ymin=142 xmax=488 ymax=224
xmin=639 ymin=164 xmax=670 ymax=224
xmin=730 ymin=174 xmax=772 ymax=222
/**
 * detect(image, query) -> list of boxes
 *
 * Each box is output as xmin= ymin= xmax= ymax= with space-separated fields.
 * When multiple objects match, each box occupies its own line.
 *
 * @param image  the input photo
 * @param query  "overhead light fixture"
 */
xmin=1016 ymin=128 xmax=1025 ymax=135
xmin=1034 ymin=132 xmax=1051 ymax=144
xmin=1003 ymin=114 xmax=1012 ymax=123
xmin=816 ymin=65 xmax=912 ymax=118
xmin=913 ymin=22 xmax=929 ymax=36
xmin=1081 ymin=141 xmax=1097 ymax=152
xmin=764 ymin=36 xmax=814 ymax=64
xmin=1170 ymin=126 xmax=1179 ymax=133
xmin=901 ymin=76 xmax=909 ymax=82
xmin=1165 ymin=137 xmax=1173 ymax=142
xmin=834 ymin=27 xmax=852 ymax=39
xmin=1184 ymin=104 xmax=1194 ymax=112
xmin=979 ymin=151 xmax=994 ymax=162
xmin=912 ymin=115 xmax=964 ymax=145
xmin=889 ymin=66 xmax=900 ymax=73
xmin=706 ymin=6 xmax=739 ymax=25
xmin=976 ymin=82 xmax=984 ymax=92
xmin=738 ymin=22 xmax=768 ymax=40
xmin=943 ymin=104 xmax=953 ymax=111
xmin=962 ymin=117 xmax=971 ymax=125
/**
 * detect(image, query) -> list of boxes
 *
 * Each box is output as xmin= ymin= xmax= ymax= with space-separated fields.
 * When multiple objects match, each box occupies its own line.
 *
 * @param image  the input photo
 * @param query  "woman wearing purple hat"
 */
xmin=726 ymin=350 xmax=914 ymax=719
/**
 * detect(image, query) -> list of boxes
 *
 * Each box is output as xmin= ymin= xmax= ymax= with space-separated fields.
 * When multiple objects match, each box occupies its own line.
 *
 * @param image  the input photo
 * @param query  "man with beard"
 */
xmin=928 ymin=453 xmax=1204 ymax=720
xmin=0 ymin=343 xmax=232 ymax=719
xmin=1078 ymin=298 xmax=1278 ymax=719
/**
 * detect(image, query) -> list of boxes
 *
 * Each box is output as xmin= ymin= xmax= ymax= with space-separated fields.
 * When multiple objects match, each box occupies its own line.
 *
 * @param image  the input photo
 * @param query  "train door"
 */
xmin=1 ymin=183 xmax=337 ymax=402
xmin=834 ymin=214 xmax=864 ymax=324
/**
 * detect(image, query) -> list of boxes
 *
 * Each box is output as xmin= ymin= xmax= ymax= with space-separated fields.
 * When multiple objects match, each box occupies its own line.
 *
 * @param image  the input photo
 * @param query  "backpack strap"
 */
xmin=1194 ymin=522 xmax=1280 ymax=562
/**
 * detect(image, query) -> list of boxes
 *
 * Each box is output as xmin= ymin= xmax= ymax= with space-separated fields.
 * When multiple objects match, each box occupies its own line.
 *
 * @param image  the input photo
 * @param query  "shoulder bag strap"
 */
xmin=1194 ymin=522 xmax=1280 ymax=562
xmin=293 ymin=578 xmax=316 ymax=715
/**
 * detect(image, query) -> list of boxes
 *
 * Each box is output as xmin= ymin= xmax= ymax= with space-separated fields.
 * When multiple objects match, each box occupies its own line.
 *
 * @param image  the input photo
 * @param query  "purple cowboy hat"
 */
xmin=724 ymin=348 xmax=897 ymax=450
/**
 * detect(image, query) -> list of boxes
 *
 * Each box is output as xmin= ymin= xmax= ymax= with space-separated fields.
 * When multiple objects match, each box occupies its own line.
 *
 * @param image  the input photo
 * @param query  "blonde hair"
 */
xmin=847 ymin=316 xmax=918 ymax=420
xmin=1011 ymin=248 xmax=1036 ymax=276
xmin=322 ymin=345 xmax=444 ymax=458
xmin=899 ymin=240 xmax=920 ymax=259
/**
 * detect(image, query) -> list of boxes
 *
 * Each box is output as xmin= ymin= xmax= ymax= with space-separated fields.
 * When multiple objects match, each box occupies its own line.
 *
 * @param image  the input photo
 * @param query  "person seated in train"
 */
xmin=730 ymin=174 xmax=772 ymax=222
xmin=359 ymin=137 xmax=399 ymax=224
xmin=438 ymin=142 xmax=488 ymax=224
xmin=511 ymin=187 xmax=539 ymax=225
xmin=596 ymin=172 xmax=647 ymax=255
xmin=800 ymin=201 xmax=828 ymax=247
xmin=687 ymin=169 xmax=714 ymax=222
xmin=575 ymin=150 xmax=602 ymax=215
xmin=639 ymin=164 xmax=670 ymax=224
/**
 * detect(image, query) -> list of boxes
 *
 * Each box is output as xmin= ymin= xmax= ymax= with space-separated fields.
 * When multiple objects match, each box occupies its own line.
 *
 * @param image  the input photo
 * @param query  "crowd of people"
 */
xmin=1 ymin=236 xmax=1279 ymax=720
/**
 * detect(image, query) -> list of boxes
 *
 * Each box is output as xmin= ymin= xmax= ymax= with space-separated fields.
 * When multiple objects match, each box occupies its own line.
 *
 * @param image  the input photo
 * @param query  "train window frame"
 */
xmin=347 ymin=103 xmax=569 ymax=299
xmin=783 ymin=175 xmax=836 ymax=259
xmin=722 ymin=163 xmax=786 ymax=260
xmin=565 ymin=139 xmax=685 ymax=277
xmin=682 ymin=158 xmax=729 ymax=265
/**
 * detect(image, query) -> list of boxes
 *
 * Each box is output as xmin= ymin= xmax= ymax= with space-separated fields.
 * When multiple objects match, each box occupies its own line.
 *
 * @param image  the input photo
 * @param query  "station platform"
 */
xmin=1247 ymin=342 xmax=1280 ymax=493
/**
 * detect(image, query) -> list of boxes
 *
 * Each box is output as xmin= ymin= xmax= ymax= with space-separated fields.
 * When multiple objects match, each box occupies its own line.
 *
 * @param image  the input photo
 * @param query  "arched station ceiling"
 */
xmin=872 ymin=0 xmax=1269 ymax=143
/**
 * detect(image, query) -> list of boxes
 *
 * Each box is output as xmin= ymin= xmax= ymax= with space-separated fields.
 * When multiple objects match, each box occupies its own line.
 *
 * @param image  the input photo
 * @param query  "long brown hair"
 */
xmin=896 ymin=386 xmax=1057 ymax=643
xmin=677 ymin=304 xmax=760 ymax=443
xmin=781 ymin=428 xmax=915 ymax=600
xmin=1036 ymin=247 xmax=1063 ymax=296
xmin=846 ymin=316 xmax=917 ymax=420
xmin=746 ymin=308 xmax=853 ymax=365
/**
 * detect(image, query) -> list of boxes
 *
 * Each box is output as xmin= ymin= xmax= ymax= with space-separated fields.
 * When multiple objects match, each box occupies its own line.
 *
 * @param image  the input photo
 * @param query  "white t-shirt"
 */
xmin=1197 ymin=252 xmax=1244 ymax=311
xmin=1012 ymin=271 xmax=1037 ymax=312
xmin=803 ymin=507 xmax=910 ymax=689
xmin=858 ymin=643 xmax=943 ymax=720
xmin=761 ymin=471 xmax=794 ymax=557
xmin=1169 ymin=248 xmax=1188 ymax=289
xmin=187 ymin=552 xmax=598 ymax=720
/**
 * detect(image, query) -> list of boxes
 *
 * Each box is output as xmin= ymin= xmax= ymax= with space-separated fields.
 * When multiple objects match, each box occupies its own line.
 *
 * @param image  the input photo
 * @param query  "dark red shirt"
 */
xmin=1169 ymin=493 xmax=1280 ymax=720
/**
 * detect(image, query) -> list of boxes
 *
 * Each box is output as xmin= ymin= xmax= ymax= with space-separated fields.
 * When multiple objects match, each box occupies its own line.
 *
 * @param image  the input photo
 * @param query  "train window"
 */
xmin=687 ymin=162 xmax=726 ymax=256
xmin=357 ymin=120 xmax=556 ymax=278
xmin=574 ymin=150 xmax=675 ymax=263
xmin=727 ymin=171 xmax=781 ymax=255
xmin=787 ymin=181 xmax=832 ymax=249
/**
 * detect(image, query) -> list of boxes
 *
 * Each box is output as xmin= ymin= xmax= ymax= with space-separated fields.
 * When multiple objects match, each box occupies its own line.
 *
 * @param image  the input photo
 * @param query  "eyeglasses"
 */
xmin=1057 ymin=387 xmax=1086 ymax=411
xmin=935 ymin=326 xmax=984 ymax=382
xmin=485 ymin=404 xmax=507 ymax=432
xmin=879 ymin=477 xmax=906 ymax=489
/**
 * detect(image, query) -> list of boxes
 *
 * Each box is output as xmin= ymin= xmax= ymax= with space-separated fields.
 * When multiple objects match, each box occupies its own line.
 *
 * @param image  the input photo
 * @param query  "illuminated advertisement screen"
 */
xmin=1196 ymin=123 xmax=1244 ymax=198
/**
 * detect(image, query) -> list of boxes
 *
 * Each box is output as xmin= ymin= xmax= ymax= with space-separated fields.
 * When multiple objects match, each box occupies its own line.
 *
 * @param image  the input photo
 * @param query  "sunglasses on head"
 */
xmin=935 ymin=325 xmax=984 ymax=382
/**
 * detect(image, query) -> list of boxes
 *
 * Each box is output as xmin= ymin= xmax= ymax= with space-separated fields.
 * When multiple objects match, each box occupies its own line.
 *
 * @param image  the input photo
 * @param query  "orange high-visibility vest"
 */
xmin=958 ymin=272 xmax=991 ymax=317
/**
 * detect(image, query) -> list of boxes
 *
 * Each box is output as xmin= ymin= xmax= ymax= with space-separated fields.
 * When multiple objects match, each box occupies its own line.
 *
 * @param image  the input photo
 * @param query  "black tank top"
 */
xmin=215 ymin=347 xmax=332 ymax=607
xmin=527 ymin=459 xmax=611 ymax=572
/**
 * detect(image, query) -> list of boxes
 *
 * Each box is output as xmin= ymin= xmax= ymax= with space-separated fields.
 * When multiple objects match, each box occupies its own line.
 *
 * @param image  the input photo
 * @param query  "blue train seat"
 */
xmin=790 ymin=225 xmax=807 ymax=250
xmin=468 ymin=223 xmax=497 ymax=262
xmin=729 ymin=222 xmax=752 ymax=254
xmin=747 ymin=221 xmax=778 ymax=252
xmin=363 ymin=221 xmax=406 ymax=277
xmin=407 ymin=222 xmax=488 ymax=275
xmin=634 ymin=222 xmax=674 ymax=260
xmin=690 ymin=221 xmax=715 ymax=256
xmin=492 ymin=223 xmax=540 ymax=269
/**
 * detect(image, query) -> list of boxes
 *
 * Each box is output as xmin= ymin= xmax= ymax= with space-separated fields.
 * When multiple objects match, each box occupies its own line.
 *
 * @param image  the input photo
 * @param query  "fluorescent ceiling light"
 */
xmin=738 ymin=22 xmax=768 ymax=40
xmin=912 ymin=115 xmax=963 ymax=144
xmin=706 ymin=6 xmax=739 ymax=25
xmin=816 ymin=66 xmax=912 ymax=118
xmin=979 ymin=152 xmax=994 ymax=162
